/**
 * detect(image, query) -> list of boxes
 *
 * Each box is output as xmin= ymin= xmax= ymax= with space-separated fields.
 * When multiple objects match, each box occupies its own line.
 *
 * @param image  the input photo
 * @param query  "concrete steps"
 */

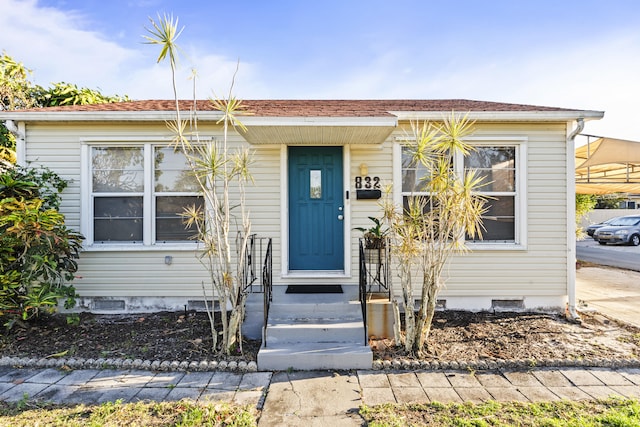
xmin=257 ymin=285 xmax=373 ymax=370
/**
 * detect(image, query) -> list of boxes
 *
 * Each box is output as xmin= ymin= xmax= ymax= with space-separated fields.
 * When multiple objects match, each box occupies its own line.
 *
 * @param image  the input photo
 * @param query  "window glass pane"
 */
xmin=477 ymin=217 xmax=515 ymax=241
xmin=465 ymin=147 xmax=515 ymax=192
xmin=474 ymin=169 xmax=515 ymax=192
xmin=154 ymin=147 xmax=199 ymax=192
xmin=469 ymin=196 xmax=515 ymax=241
xmin=94 ymin=197 xmax=143 ymax=241
xmin=402 ymin=195 xmax=434 ymax=214
xmin=156 ymin=196 xmax=204 ymax=241
xmin=92 ymin=147 xmax=144 ymax=192
xmin=310 ymin=170 xmax=321 ymax=199
xmin=465 ymin=147 xmax=515 ymax=169
xmin=402 ymin=147 xmax=431 ymax=192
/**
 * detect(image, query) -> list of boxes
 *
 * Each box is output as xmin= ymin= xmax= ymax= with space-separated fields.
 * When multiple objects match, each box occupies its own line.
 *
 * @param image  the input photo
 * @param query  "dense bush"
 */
xmin=0 ymin=164 xmax=83 ymax=327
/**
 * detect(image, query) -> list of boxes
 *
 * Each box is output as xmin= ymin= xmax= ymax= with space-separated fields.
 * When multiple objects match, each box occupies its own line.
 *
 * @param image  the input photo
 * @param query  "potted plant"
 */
xmin=355 ymin=216 xmax=388 ymax=265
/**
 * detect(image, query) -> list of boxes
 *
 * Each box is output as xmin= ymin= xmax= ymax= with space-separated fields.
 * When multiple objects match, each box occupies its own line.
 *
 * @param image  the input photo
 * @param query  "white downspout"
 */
xmin=566 ymin=118 xmax=584 ymax=322
xmin=4 ymin=120 xmax=26 ymax=165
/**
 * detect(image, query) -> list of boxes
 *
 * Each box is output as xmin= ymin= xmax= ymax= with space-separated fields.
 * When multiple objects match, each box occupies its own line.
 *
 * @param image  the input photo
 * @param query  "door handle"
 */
xmin=337 ymin=215 xmax=344 ymax=221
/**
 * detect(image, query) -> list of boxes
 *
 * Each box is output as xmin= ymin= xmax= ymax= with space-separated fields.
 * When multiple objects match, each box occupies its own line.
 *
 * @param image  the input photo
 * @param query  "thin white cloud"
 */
xmin=318 ymin=30 xmax=640 ymax=140
xmin=2 ymin=0 xmax=640 ymax=141
xmin=0 ymin=0 xmax=262 ymax=100
xmin=0 ymin=0 xmax=135 ymax=90
xmin=125 ymin=52 xmax=263 ymax=100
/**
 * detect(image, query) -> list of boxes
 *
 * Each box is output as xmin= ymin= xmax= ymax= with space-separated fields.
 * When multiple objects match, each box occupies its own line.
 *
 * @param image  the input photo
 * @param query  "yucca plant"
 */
xmin=382 ymin=114 xmax=487 ymax=356
xmin=145 ymin=14 xmax=253 ymax=355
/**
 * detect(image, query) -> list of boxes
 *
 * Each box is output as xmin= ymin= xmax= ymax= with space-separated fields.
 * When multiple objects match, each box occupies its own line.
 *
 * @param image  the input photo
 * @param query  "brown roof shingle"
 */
xmin=15 ymin=99 xmax=583 ymax=117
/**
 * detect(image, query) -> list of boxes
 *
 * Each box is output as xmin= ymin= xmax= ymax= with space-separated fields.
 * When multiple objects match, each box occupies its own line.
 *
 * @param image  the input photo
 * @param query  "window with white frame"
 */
xmin=89 ymin=144 xmax=202 ymax=245
xmin=400 ymin=142 xmax=523 ymax=245
xmin=463 ymin=146 xmax=517 ymax=242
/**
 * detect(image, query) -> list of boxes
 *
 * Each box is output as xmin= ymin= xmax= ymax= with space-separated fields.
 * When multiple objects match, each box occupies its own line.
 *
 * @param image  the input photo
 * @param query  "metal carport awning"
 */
xmin=576 ymin=136 xmax=640 ymax=195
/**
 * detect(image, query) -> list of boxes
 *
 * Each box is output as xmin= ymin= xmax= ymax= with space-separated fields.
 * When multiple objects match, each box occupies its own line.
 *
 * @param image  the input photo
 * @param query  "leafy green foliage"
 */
xmin=1 ymin=52 xmax=129 ymax=111
xmin=354 ymin=216 xmax=388 ymax=249
xmin=36 ymin=82 xmax=129 ymax=107
xmin=595 ymin=193 xmax=627 ymax=209
xmin=576 ymin=193 xmax=597 ymax=237
xmin=0 ymin=164 xmax=83 ymax=327
xmin=0 ymin=52 xmax=128 ymax=159
xmin=0 ymin=52 xmax=35 ymax=112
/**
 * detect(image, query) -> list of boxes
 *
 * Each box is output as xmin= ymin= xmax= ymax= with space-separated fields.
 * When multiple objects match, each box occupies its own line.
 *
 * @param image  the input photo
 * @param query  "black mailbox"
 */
xmin=356 ymin=189 xmax=382 ymax=200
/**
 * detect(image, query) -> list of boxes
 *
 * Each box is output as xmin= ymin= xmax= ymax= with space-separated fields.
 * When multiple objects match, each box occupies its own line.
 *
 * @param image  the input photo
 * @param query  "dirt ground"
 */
xmin=371 ymin=310 xmax=640 ymax=363
xmin=1 ymin=264 xmax=639 ymax=365
xmin=1 ymin=307 xmax=638 ymax=365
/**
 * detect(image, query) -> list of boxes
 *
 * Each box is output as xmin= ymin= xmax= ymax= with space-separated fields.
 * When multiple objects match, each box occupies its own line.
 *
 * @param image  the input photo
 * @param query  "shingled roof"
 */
xmin=14 ymin=99 xmax=583 ymax=117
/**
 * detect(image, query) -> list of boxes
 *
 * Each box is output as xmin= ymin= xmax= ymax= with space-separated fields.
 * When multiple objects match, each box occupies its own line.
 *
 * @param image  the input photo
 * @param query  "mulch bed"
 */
xmin=1 ymin=309 xmax=638 ymax=366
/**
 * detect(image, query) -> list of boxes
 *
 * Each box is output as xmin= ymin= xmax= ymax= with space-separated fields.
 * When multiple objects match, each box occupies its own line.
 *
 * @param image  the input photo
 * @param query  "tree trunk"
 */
xmin=415 ymin=279 xmax=438 ymax=355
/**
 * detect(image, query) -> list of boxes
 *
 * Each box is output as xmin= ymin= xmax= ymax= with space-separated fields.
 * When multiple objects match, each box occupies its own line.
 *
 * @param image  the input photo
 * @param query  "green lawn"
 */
xmin=0 ymin=399 xmax=256 ymax=427
xmin=360 ymin=398 xmax=640 ymax=427
xmin=1 ymin=397 xmax=638 ymax=426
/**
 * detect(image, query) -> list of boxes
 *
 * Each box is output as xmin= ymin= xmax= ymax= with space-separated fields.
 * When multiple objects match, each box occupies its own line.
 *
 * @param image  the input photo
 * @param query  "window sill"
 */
xmin=466 ymin=242 xmax=527 ymax=251
xmin=83 ymin=243 xmax=202 ymax=252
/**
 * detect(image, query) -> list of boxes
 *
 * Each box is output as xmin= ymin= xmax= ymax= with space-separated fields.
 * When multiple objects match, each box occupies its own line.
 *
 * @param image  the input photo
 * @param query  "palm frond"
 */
xmin=209 ymin=96 xmax=249 ymax=133
xmin=434 ymin=111 xmax=475 ymax=155
xmin=143 ymin=13 xmax=184 ymax=67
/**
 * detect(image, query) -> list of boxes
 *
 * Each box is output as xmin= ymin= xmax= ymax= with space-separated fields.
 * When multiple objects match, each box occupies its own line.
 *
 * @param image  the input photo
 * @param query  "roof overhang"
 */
xmin=391 ymin=110 xmax=604 ymax=122
xmin=0 ymin=111 xmax=224 ymax=122
xmin=239 ymin=116 xmax=397 ymax=145
xmin=0 ymin=106 xmax=604 ymax=146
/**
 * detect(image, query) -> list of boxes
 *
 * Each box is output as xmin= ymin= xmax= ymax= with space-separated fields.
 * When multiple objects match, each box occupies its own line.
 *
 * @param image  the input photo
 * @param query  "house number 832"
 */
xmin=355 ymin=176 xmax=380 ymax=189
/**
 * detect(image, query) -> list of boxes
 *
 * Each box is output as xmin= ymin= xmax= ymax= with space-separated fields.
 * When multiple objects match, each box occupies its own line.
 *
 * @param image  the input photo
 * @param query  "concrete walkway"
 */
xmin=576 ymin=265 xmax=640 ymax=328
xmin=1 ymin=366 xmax=640 ymax=426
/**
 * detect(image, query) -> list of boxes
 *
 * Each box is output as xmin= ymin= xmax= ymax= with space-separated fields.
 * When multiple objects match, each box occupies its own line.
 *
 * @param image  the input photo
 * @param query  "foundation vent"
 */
xmin=93 ymin=299 xmax=125 ymax=311
xmin=491 ymin=299 xmax=524 ymax=311
xmin=187 ymin=300 xmax=220 ymax=312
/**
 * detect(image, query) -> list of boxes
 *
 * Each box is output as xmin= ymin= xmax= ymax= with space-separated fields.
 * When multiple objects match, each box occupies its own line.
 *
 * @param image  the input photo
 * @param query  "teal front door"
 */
xmin=289 ymin=146 xmax=344 ymax=271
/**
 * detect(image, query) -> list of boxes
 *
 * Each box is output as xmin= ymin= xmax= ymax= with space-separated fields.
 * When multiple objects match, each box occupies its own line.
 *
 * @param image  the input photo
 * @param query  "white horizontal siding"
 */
xmin=385 ymin=122 xmax=570 ymax=304
xmin=23 ymin=122 xmax=249 ymax=298
xmin=21 ymin=119 xmax=572 ymax=305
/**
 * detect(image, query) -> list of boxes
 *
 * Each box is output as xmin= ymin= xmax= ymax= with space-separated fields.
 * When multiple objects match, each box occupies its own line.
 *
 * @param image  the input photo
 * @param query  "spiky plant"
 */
xmin=382 ymin=113 xmax=487 ymax=356
xmin=145 ymin=14 xmax=253 ymax=355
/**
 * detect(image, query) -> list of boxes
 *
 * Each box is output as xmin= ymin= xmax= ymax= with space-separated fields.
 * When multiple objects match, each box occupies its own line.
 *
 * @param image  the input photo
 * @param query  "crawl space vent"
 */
xmin=188 ymin=300 xmax=220 ymax=311
xmin=93 ymin=300 xmax=125 ymax=311
xmin=491 ymin=299 xmax=524 ymax=310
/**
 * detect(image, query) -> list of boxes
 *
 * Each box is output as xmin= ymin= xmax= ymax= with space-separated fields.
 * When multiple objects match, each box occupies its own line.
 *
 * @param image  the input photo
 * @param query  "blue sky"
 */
xmin=2 ymin=0 xmax=640 ymax=141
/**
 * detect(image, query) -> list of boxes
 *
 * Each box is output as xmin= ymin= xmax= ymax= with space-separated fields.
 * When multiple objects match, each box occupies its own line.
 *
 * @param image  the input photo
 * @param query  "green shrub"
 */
xmin=0 ymin=164 xmax=83 ymax=327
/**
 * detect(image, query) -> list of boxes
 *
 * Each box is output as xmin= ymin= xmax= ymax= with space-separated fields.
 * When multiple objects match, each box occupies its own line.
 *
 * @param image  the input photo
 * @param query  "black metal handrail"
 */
xmin=262 ymin=238 xmax=273 ymax=347
xmin=241 ymin=234 xmax=257 ymax=293
xmin=239 ymin=234 xmax=273 ymax=347
xmin=241 ymin=234 xmax=272 ymax=294
xmin=359 ymin=240 xmax=368 ymax=345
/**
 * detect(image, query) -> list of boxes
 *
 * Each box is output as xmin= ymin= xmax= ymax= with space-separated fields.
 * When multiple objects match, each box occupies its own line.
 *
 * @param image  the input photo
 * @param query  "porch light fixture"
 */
xmin=359 ymin=163 xmax=368 ymax=176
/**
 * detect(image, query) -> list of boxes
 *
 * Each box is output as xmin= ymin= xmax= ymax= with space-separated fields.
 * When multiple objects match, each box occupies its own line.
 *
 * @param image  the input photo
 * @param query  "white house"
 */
xmin=2 ymin=99 xmax=603 ymax=369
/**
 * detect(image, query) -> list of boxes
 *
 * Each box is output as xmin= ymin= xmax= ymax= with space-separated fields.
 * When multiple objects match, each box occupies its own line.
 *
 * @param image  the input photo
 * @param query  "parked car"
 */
xmin=586 ymin=216 xmax=620 ymax=238
xmin=593 ymin=215 xmax=640 ymax=246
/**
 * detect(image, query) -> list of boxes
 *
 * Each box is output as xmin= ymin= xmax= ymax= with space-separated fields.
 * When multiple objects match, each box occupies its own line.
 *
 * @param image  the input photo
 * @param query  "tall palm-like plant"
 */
xmin=145 ymin=14 xmax=253 ymax=355
xmin=382 ymin=114 xmax=487 ymax=356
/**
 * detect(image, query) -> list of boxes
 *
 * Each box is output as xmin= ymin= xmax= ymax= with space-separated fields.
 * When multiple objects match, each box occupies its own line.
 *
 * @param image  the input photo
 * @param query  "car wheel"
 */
xmin=630 ymin=234 xmax=640 ymax=246
xmin=598 ymin=241 xmax=607 ymax=245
